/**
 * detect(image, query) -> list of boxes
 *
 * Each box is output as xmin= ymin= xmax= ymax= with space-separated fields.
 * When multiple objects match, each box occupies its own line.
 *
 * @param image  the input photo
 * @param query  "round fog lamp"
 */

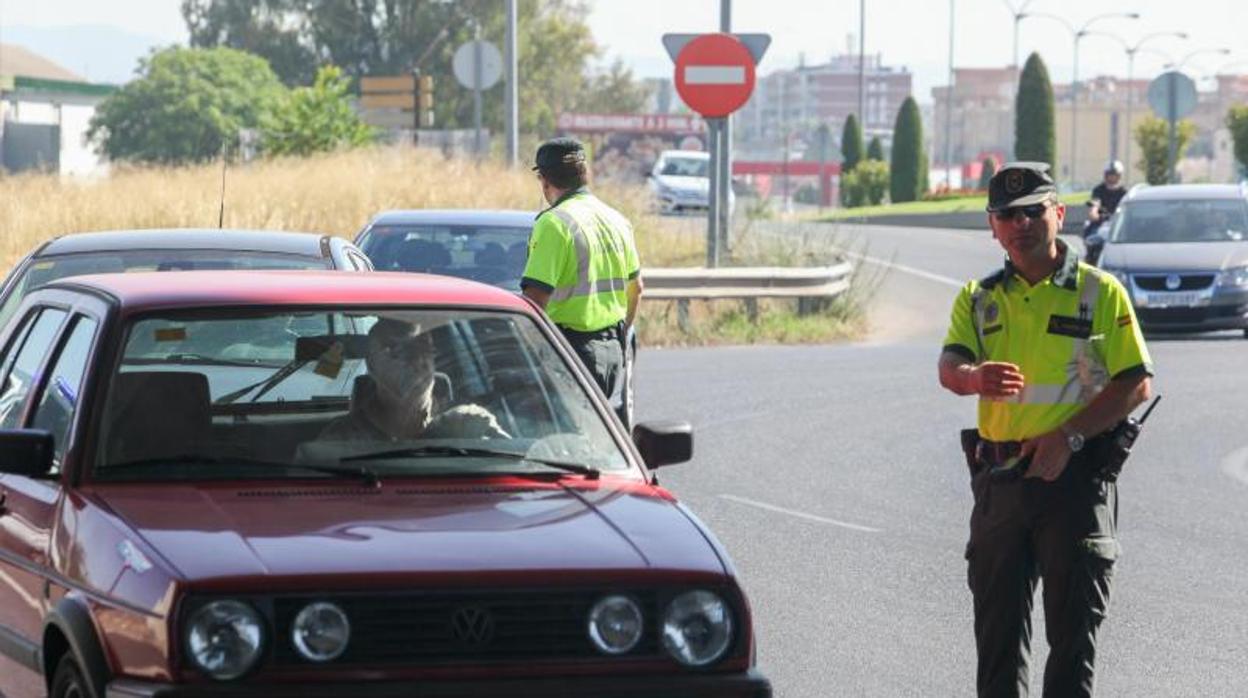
xmin=587 ymin=595 xmax=643 ymax=655
xmin=662 ymin=590 xmax=733 ymax=666
xmin=292 ymin=602 xmax=351 ymax=662
xmin=186 ymin=600 xmax=264 ymax=681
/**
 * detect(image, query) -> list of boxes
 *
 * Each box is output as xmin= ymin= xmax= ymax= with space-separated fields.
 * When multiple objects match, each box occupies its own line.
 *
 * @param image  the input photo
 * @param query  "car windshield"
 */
xmin=659 ymin=157 xmax=709 ymax=178
xmin=361 ymin=224 xmax=531 ymax=287
xmin=1108 ymin=199 xmax=1248 ymax=244
xmin=0 ymin=250 xmax=329 ymax=331
xmin=93 ymin=308 xmax=630 ymax=481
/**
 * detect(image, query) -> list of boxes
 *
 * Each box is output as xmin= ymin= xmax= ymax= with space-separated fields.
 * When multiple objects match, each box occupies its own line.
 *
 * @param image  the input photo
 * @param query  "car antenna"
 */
xmin=217 ymin=141 xmax=228 ymax=229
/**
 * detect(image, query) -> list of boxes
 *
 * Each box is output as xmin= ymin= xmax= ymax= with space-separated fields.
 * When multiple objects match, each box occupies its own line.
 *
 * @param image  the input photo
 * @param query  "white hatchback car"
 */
xmin=647 ymin=150 xmax=735 ymax=215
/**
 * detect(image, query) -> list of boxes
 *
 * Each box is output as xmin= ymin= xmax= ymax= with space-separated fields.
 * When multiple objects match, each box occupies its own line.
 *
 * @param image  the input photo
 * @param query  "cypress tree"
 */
xmin=866 ymin=136 xmax=884 ymax=161
xmin=841 ymin=114 xmax=864 ymax=173
xmin=889 ymin=97 xmax=924 ymax=203
xmin=978 ymin=157 xmax=997 ymax=190
xmin=1014 ymin=52 xmax=1056 ymax=173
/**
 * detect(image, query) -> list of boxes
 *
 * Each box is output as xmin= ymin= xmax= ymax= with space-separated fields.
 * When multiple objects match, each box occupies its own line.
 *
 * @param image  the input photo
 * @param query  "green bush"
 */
xmin=889 ymin=97 xmax=924 ymax=203
xmin=866 ymin=136 xmax=884 ymax=161
xmin=261 ymin=65 xmax=376 ymax=156
xmin=88 ymin=46 xmax=285 ymax=164
xmin=978 ymin=157 xmax=997 ymax=190
xmin=841 ymin=114 xmax=864 ymax=172
xmin=1228 ymin=105 xmax=1248 ymax=179
xmin=1015 ymin=52 xmax=1056 ymax=173
xmin=1134 ymin=115 xmax=1195 ymax=185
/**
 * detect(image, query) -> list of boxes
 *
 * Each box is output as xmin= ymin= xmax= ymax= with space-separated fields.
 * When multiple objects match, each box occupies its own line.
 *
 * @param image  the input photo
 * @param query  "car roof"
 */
xmin=367 ymin=209 xmax=537 ymax=228
xmin=1126 ymin=184 xmax=1248 ymax=202
xmin=39 ymin=229 xmax=334 ymax=257
xmin=49 ymin=270 xmax=531 ymax=316
xmin=659 ymin=150 xmax=709 ymax=160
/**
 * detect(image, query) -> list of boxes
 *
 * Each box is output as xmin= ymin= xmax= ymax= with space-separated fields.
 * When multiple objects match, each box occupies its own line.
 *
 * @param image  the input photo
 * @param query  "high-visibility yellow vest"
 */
xmin=521 ymin=190 xmax=641 ymax=332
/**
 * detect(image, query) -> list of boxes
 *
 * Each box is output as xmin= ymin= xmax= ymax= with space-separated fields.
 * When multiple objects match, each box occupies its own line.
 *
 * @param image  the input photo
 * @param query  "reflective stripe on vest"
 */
xmin=975 ymin=269 xmax=1108 ymax=406
xmin=547 ymin=207 xmax=630 ymax=303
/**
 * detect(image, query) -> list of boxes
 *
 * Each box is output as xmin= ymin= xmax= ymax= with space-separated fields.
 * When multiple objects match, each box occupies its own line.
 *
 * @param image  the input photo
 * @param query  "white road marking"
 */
xmin=846 ymin=251 xmax=964 ymax=289
xmin=684 ymin=66 xmax=746 ymax=84
xmin=719 ymin=494 xmax=882 ymax=533
xmin=1220 ymin=446 xmax=1248 ymax=487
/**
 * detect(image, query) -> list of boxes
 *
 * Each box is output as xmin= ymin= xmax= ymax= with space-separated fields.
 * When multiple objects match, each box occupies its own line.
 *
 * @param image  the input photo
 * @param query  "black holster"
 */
xmin=960 ymin=429 xmax=983 ymax=477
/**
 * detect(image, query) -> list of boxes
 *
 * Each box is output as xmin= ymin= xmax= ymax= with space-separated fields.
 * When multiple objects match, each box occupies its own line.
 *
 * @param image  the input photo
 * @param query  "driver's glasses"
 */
xmin=993 ymin=203 xmax=1049 ymax=221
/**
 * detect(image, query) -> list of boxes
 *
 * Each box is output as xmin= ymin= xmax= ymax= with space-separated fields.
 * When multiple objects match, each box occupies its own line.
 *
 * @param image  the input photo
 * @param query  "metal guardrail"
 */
xmin=643 ymin=263 xmax=853 ymax=300
xmin=642 ymin=263 xmax=853 ymax=327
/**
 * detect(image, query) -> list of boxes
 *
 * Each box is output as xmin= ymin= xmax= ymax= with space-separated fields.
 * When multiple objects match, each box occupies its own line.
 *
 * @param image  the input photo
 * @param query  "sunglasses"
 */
xmin=992 ymin=202 xmax=1051 ymax=221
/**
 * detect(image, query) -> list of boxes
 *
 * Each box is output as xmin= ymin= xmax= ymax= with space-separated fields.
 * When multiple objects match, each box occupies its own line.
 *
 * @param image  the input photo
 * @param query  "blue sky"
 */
xmin=1 ymin=0 xmax=1245 ymax=99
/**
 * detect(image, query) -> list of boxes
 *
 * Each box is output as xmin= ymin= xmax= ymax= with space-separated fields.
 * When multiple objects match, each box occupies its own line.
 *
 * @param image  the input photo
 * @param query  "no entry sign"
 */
xmin=671 ymin=33 xmax=761 ymax=119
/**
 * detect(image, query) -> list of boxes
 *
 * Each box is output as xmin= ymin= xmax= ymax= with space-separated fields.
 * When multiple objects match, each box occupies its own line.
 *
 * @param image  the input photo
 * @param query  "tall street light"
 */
xmin=1020 ymin=11 xmax=1140 ymax=186
xmin=1087 ymin=30 xmax=1187 ymax=184
xmin=1004 ymin=0 xmax=1036 ymax=70
xmin=946 ymin=0 xmax=955 ymax=190
xmin=1169 ymin=47 xmax=1233 ymax=72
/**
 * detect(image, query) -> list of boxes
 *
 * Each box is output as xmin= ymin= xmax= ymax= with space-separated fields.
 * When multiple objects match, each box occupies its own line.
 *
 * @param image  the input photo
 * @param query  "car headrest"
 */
xmin=395 ymin=239 xmax=452 ymax=272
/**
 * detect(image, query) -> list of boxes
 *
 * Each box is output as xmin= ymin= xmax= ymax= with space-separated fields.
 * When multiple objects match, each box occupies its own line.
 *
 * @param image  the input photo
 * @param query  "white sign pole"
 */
xmin=719 ymin=0 xmax=733 ymax=259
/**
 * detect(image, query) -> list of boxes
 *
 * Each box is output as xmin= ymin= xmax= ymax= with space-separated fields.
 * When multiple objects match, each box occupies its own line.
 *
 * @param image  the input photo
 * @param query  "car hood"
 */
xmin=90 ymin=480 xmax=724 ymax=581
xmin=654 ymin=175 xmax=710 ymax=194
xmin=1101 ymin=241 xmax=1248 ymax=272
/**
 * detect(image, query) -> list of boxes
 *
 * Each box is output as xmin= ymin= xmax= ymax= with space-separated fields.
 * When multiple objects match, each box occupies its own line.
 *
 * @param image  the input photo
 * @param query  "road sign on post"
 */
xmin=454 ymin=39 xmax=503 ymax=158
xmin=1147 ymin=71 xmax=1197 ymax=184
xmin=663 ymin=32 xmax=769 ymax=268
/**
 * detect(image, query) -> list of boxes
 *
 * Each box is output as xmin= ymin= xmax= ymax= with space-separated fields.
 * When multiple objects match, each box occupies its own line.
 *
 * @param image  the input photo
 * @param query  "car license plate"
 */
xmin=1145 ymin=292 xmax=1201 ymax=308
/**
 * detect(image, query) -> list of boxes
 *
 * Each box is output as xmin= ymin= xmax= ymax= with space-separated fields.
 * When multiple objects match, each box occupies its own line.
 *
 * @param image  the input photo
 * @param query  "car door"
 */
xmin=0 ymin=306 xmax=96 ymax=695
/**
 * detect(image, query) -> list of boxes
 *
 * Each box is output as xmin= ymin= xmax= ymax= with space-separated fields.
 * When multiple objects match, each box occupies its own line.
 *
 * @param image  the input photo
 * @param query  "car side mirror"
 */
xmin=632 ymin=421 xmax=692 ymax=469
xmin=0 ymin=429 xmax=54 ymax=477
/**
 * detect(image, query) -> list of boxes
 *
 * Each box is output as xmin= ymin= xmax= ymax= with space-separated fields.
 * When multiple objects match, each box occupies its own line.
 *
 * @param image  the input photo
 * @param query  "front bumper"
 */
xmin=1135 ymin=298 xmax=1248 ymax=332
xmin=107 ymin=669 xmax=773 ymax=698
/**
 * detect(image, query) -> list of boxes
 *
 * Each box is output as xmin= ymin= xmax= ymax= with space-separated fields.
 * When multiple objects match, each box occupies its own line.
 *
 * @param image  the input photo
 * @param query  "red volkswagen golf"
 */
xmin=0 ymin=271 xmax=769 ymax=697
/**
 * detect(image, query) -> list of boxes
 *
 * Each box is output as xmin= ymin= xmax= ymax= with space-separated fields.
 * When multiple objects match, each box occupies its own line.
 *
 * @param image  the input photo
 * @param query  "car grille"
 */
xmin=1137 ymin=304 xmax=1247 ymax=325
xmin=273 ymin=589 xmax=663 ymax=665
xmin=1133 ymin=274 xmax=1216 ymax=291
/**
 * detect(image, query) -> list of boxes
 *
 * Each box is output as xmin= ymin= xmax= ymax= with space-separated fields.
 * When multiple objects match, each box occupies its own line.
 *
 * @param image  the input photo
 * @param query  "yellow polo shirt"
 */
xmin=943 ymin=243 xmax=1152 ymax=441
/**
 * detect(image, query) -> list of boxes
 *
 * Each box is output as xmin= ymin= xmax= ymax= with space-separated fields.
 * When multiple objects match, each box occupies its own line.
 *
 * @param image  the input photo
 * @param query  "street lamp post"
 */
xmin=1019 ymin=11 xmax=1139 ymax=186
xmin=1085 ymin=30 xmax=1187 ymax=184
xmin=1003 ymin=0 xmax=1035 ymax=160
xmin=946 ymin=0 xmax=955 ymax=190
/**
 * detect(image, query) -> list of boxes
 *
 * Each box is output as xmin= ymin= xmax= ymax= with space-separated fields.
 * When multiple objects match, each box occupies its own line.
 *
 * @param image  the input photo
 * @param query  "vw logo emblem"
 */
xmin=449 ymin=606 xmax=494 ymax=648
xmin=1165 ymin=274 xmax=1182 ymax=291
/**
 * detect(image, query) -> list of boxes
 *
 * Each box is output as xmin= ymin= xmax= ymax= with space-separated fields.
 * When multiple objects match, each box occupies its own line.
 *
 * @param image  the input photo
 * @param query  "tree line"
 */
xmin=91 ymin=0 xmax=651 ymax=164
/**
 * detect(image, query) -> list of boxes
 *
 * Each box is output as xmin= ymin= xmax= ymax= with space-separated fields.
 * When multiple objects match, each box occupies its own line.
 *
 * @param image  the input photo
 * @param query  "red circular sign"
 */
xmin=674 ymin=33 xmax=756 ymax=119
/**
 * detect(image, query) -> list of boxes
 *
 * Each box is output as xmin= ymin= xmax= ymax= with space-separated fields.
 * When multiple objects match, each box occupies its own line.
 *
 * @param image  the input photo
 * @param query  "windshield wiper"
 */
xmin=126 ymin=354 xmax=279 ymax=368
xmin=340 ymin=446 xmax=600 ymax=479
xmin=100 ymin=455 xmax=381 ymax=486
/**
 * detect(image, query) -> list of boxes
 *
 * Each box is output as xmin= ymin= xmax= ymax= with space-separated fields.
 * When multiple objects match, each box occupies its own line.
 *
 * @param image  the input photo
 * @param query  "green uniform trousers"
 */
xmin=965 ymin=455 xmax=1119 ymax=698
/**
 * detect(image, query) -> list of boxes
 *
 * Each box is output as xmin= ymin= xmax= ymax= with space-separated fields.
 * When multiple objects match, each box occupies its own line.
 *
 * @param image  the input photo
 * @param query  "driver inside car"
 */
xmin=319 ymin=318 xmax=509 ymax=442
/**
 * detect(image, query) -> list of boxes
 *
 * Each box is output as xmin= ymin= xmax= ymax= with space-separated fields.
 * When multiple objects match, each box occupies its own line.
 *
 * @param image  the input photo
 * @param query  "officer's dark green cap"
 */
xmin=532 ymin=137 xmax=586 ymax=172
xmin=986 ymin=161 xmax=1058 ymax=212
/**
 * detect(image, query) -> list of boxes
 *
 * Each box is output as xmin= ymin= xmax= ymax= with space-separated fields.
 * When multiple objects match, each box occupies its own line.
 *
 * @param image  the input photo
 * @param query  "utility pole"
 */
xmin=858 ymin=0 xmax=866 ymax=130
xmin=505 ymin=0 xmax=518 ymax=167
xmin=719 ymin=0 xmax=732 ymax=258
xmin=945 ymin=0 xmax=955 ymax=190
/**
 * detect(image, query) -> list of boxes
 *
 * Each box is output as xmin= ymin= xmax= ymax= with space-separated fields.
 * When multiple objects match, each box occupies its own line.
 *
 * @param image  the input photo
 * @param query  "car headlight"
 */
xmin=1217 ymin=265 xmax=1248 ymax=287
xmin=662 ymin=590 xmax=733 ymax=666
xmin=1100 ymin=266 xmax=1131 ymax=288
xmin=185 ymin=600 xmax=264 ymax=680
xmin=587 ymin=595 xmax=644 ymax=655
xmin=292 ymin=602 xmax=351 ymax=662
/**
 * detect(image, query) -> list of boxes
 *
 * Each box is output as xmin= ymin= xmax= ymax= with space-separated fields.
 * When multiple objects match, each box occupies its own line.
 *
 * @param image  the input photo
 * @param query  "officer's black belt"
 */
xmin=558 ymin=321 xmax=623 ymax=341
xmin=976 ymin=439 xmax=1023 ymax=467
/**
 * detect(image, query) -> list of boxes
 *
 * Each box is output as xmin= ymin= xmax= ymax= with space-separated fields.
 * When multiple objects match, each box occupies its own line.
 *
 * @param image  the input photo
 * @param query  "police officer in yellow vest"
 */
xmin=938 ymin=162 xmax=1153 ymax=697
xmin=521 ymin=138 xmax=642 ymax=424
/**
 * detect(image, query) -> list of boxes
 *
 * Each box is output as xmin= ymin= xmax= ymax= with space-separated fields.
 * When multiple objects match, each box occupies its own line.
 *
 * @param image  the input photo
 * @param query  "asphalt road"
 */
xmin=637 ymin=223 xmax=1248 ymax=697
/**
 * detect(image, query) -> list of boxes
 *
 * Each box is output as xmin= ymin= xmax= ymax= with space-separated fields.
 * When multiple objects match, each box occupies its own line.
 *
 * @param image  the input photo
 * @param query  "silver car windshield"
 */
xmin=0 ymin=250 xmax=330 ymax=331
xmin=1109 ymin=199 xmax=1248 ymax=244
xmin=94 ymin=308 xmax=630 ymax=480
xmin=659 ymin=157 xmax=709 ymax=178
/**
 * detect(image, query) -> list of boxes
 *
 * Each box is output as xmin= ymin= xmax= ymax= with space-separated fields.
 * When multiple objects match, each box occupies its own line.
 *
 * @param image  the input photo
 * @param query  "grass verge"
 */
xmin=816 ymin=191 xmax=1087 ymax=221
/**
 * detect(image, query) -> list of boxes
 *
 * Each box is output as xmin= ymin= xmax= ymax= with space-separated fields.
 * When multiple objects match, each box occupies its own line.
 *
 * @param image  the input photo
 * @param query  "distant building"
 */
xmin=1 ymin=43 xmax=115 ymax=176
xmin=737 ymin=53 xmax=912 ymax=159
xmin=931 ymin=66 xmax=1248 ymax=187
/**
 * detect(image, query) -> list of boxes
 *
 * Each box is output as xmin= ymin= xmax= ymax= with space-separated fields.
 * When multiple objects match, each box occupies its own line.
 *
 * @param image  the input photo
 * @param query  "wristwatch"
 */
xmin=1060 ymin=424 xmax=1085 ymax=452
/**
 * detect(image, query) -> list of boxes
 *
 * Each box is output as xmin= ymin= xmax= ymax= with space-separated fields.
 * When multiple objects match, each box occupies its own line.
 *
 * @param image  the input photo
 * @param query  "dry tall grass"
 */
xmin=0 ymin=147 xmax=865 ymax=345
xmin=0 ymin=146 xmax=703 ymax=269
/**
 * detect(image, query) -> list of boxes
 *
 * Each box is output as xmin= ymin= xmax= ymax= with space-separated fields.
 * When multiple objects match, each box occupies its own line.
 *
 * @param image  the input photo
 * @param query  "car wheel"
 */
xmin=50 ymin=655 xmax=88 ymax=698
